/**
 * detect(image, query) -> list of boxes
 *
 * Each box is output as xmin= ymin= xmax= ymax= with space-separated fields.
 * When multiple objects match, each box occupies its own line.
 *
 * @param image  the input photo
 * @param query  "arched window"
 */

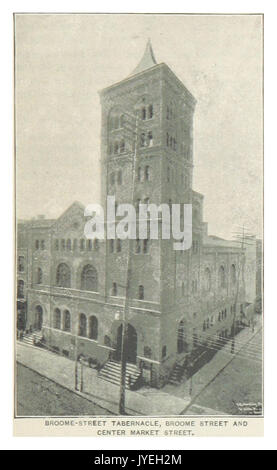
xmin=145 ymin=166 xmax=150 ymax=181
xmin=78 ymin=313 xmax=87 ymax=337
xmin=204 ymin=268 xmax=211 ymax=291
xmin=87 ymin=239 xmax=92 ymax=251
xmin=81 ymin=265 xmax=98 ymax=292
xmin=112 ymin=282 xmax=117 ymax=296
xmin=88 ymin=316 xmax=98 ymax=340
xmin=148 ymin=131 xmax=153 ymax=146
xmin=56 ymin=263 xmax=71 ymax=288
xmin=17 ymin=280 xmax=24 ymax=299
xmin=110 ymin=111 xmax=124 ymax=130
xmin=148 ymin=104 xmax=153 ymax=119
xmin=63 ymin=310 xmax=71 ymax=332
xmin=80 ymin=239 xmax=85 ymax=251
xmin=138 ymin=285 xmax=144 ymax=300
xmin=35 ymin=305 xmax=43 ymax=330
xmin=162 ymin=345 xmax=167 ymax=358
xmin=167 ymin=166 xmax=170 ymax=182
xmin=219 ymin=266 xmax=226 ymax=288
xmin=18 ymin=256 xmax=25 ymax=272
xmin=36 ymin=267 xmax=43 ymax=285
xmin=140 ymin=133 xmax=146 ymax=147
xmin=54 ymin=308 xmax=61 ymax=329
xmin=231 ymin=264 xmax=236 ymax=284
xmin=141 ymin=107 xmax=146 ymax=120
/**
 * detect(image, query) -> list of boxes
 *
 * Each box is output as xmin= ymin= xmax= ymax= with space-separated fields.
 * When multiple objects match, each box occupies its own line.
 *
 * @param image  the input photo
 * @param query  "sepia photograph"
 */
xmin=14 ymin=12 xmax=263 ymax=436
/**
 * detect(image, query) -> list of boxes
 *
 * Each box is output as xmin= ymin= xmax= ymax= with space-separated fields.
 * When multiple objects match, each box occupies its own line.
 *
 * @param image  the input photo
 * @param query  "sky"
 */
xmin=15 ymin=14 xmax=263 ymax=239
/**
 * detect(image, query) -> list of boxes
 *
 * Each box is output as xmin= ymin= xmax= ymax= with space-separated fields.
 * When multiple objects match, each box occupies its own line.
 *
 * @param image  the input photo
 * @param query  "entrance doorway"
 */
xmin=115 ymin=323 xmax=137 ymax=364
xmin=35 ymin=305 xmax=43 ymax=331
xmin=177 ymin=320 xmax=188 ymax=353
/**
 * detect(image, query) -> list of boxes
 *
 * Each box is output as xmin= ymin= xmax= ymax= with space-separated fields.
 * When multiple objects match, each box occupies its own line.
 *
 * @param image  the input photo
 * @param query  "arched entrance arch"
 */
xmin=114 ymin=323 xmax=138 ymax=364
xmin=35 ymin=305 xmax=43 ymax=331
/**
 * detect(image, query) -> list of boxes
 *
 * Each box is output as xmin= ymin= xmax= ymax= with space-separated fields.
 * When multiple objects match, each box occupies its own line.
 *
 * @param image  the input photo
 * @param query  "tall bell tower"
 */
xmin=99 ymin=41 xmax=197 ymax=385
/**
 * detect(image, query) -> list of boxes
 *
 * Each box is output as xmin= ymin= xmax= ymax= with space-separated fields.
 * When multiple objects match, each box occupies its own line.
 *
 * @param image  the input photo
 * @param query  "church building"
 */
xmin=17 ymin=42 xmax=246 ymax=388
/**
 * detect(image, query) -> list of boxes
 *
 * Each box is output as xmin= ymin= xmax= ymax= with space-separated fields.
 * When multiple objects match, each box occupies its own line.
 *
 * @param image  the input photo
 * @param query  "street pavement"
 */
xmin=190 ymin=327 xmax=263 ymax=415
xmin=17 ymin=363 xmax=113 ymax=416
xmin=163 ymin=315 xmax=263 ymax=415
xmin=16 ymin=343 xmax=190 ymax=416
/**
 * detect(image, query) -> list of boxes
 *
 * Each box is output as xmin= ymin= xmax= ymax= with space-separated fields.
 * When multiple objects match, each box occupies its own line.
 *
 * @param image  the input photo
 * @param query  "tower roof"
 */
xmin=131 ymin=39 xmax=157 ymax=76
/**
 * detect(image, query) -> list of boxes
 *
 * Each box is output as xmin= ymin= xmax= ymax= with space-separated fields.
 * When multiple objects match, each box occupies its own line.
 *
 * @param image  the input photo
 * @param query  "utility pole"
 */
xmin=231 ymin=225 xmax=254 ymax=353
xmin=118 ymin=111 xmax=140 ymax=415
xmin=74 ymin=336 xmax=79 ymax=390
xmin=119 ymin=269 xmax=131 ymax=414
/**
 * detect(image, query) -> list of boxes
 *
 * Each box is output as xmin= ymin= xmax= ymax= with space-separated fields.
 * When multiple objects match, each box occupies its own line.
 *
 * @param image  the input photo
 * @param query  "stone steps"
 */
xmin=19 ymin=331 xmax=43 ymax=347
xmin=98 ymin=360 xmax=141 ymax=389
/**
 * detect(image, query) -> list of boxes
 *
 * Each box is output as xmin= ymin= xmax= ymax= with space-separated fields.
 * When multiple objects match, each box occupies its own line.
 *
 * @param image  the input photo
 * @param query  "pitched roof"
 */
xmin=131 ymin=39 xmax=157 ymax=76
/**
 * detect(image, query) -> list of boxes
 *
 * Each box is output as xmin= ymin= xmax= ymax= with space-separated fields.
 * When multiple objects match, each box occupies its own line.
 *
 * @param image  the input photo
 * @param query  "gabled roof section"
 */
xmin=56 ymin=201 xmax=85 ymax=222
xmin=131 ymin=39 xmax=157 ymax=76
xmin=51 ymin=200 xmax=86 ymax=235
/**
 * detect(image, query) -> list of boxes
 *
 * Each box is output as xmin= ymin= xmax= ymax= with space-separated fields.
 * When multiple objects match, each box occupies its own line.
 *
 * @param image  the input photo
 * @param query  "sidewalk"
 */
xmin=16 ymin=317 xmax=262 ymax=416
xmin=163 ymin=315 xmax=262 ymax=413
xmin=16 ymin=342 xmax=189 ymax=416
